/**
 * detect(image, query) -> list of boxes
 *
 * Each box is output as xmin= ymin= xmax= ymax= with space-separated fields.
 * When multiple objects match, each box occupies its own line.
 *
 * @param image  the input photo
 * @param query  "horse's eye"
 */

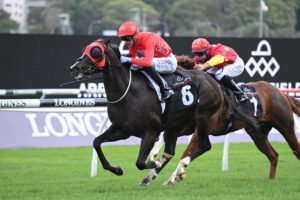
xmin=90 ymin=47 xmax=102 ymax=59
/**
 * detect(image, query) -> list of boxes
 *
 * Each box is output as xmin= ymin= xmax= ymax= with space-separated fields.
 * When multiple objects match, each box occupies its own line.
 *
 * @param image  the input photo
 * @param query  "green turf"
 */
xmin=0 ymin=143 xmax=299 ymax=200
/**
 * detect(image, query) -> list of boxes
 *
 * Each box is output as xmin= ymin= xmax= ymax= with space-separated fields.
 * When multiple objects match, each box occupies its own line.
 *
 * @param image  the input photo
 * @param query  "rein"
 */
xmin=107 ymin=68 xmax=132 ymax=104
xmin=59 ymin=76 xmax=102 ymax=88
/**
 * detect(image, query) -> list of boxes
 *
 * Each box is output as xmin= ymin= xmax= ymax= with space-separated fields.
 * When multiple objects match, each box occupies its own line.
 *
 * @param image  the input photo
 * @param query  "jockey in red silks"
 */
xmin=118 ymin=21 xmax=177 ymax=101
xmin=192 ymin=38 xmax=248 ymax=102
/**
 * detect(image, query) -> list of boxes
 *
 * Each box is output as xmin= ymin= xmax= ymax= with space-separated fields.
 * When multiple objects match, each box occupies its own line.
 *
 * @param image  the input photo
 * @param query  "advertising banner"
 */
xmin=0 ymin=107 xmax=108 ymax=148
xmin=1 ymin=35 xmax=300 ymax=90
xmin=1 ymin=106 xmax=299 ymax=149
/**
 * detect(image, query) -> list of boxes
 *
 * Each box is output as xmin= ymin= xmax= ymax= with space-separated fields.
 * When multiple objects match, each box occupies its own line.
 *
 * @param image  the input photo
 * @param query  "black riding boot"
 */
xmin=220 ymin=75 xmax=248 ymax=102
xmin=143 ymin=67 xmax=174 ymax=101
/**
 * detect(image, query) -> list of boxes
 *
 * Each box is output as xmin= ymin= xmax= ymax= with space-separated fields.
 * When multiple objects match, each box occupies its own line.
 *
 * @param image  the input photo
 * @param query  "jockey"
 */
xmin=192 ymin=38 xmax=248 ymax=102
xmin=118 ymin=21 xmax=177 ymax=101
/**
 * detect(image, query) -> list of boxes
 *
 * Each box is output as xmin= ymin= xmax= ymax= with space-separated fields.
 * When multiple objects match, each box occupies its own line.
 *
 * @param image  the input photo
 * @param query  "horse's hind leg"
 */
xmin=164 ymin=132 xmax=211 ymax=185
xmin=277 ymin=124 xmax=300 ymax=160
xmin=149 ymin=132 xmax=165 ymax=162
xmin=271 ymin=100 xmax=300 ymax=159
xmin=140 ymin=152 xmax=173 ymax=186
xmin=140 ymin=131 xmax=178 ymax=186
xmin=164 ymin=133 xmax=199 ymax=185
xmin=246 ymin=126 xmax=278 ymax=179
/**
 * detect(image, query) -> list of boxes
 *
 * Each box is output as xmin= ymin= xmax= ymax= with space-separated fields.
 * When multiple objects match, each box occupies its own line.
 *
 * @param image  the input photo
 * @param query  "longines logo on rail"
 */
xmin=245 ymin=40 xmax=280 ymax=77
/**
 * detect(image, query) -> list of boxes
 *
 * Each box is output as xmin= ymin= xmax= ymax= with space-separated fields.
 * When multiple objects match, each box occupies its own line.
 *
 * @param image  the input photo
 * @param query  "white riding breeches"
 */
xmin=206 ymin=57 xmax=245 ymax=81
xmin=152 ymin=53 xmax=177 ymax=74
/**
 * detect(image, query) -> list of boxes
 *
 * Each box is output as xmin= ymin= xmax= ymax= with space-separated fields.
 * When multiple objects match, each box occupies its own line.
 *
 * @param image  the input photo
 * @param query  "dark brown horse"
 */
xmin=162 ymin=55 xmax=300 ymax=185
xmin=69 ymin=39 xmax=260 ymax=185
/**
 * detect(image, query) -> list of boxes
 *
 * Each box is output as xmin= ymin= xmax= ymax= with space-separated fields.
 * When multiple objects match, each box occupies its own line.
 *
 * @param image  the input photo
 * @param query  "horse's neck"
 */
xmin=103 ymin=62 xmax=132 ymax=101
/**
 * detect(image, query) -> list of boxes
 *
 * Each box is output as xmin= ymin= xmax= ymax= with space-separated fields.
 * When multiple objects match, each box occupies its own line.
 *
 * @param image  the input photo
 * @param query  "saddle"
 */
xmin=162 ymin=71 xmax=193 ymax=90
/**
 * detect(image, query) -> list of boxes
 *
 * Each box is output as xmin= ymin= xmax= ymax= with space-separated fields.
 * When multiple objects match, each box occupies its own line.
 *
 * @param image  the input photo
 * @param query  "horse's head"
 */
xmin=176 ymin=55 xmax=195 ymax=70
xmin=70 ymin=38 xmax=120 ymax=80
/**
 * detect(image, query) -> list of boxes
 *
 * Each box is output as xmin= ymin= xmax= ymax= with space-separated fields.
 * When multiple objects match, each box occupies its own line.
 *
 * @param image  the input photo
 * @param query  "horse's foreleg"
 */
xmin=93 ymin=125 xmax=130 ymax=176
xmin=135 ymin=133 xmax=158 ymax=171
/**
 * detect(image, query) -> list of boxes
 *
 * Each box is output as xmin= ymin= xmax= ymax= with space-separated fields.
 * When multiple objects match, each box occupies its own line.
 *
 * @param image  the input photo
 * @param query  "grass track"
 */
xmin=0 ymin=143 xmax=299 ymax=200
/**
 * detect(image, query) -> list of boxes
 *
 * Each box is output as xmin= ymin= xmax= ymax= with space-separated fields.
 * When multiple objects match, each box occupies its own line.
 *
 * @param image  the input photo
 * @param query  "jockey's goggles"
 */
xmin=193 ymin=50 xmax=207 ymax=57
xmin=120 ymin=35 xmax=134 ymax=42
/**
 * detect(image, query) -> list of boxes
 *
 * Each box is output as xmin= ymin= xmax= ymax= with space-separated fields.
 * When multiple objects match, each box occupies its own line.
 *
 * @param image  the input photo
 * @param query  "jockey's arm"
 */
xmin=206 ymin=55 xmax=225 ymax=67
xmin=194 ymin=62 xmax=210 ymax=71
xmin=194 ymin=55 xmax=225 ymax=71
xmin=131 ymin=47 xmax=155 ymax=67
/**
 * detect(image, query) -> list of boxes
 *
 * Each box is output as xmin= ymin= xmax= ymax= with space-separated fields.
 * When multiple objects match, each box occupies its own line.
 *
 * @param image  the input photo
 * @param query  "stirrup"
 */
xmin=236 ymin=93 xmax=248 ymax=102
xmin=238 ymin=96 xmax=248 ymax=102
xmin=233 ymin=90 xmax=248 ymax=102
xmin=161 ymin=89 xmax=174 ymax=100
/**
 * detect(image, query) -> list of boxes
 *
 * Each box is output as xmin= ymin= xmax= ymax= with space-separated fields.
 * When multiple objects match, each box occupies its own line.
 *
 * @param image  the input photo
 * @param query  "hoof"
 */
xmin=139 ymin=178 xmax=151 ymax=186
xmin=111 ymin=166 xmax=123 ymax=176
xmin=175 ymin=172 xmax=186 ymax=182
xmin=163 ymin=180 xmax=174 ymax=186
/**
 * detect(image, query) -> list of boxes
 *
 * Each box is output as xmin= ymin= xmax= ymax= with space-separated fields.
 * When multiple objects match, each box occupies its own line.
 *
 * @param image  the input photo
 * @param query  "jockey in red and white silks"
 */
xmin=118 ymin=21 xmax=176 ymax=100
xmin=127 ymin=31 xmax=176 ymax=74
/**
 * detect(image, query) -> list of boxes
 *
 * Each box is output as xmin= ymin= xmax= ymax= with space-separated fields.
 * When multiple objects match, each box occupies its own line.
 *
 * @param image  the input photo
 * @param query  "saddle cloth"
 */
xmin=237 ymin=84 xmax=263 ymax=117
xmin=140 ymin=70 xmax=198 ymax=115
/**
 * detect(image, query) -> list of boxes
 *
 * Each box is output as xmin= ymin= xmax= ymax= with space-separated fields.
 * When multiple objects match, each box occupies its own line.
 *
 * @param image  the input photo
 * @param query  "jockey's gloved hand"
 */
xmin=120 ymin=56 xmax=132 ymax=63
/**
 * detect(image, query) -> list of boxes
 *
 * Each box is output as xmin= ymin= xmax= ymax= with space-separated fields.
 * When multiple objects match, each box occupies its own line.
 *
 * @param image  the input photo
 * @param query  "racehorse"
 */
xmin=161 ymin=55 xmax=300 ymax=185
xmin=69 ymin=38 xmax=260 ymax=185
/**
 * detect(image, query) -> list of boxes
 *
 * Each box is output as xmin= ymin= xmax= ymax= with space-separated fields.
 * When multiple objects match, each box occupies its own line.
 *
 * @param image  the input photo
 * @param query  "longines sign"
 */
xmin=0 ymin=109 xmax=109 ymax=148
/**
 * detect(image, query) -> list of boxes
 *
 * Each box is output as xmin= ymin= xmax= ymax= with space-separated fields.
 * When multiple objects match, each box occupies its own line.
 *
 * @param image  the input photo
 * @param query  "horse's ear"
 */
xmin=103 ymin=37 xmax=113 ymax=45
xmin=95 ymin=37 xmax=103 ymax=42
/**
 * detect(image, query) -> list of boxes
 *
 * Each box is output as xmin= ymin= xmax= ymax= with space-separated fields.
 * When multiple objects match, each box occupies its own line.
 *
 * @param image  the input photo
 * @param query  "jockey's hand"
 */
xmin=194 ymin=63 xmax=208 ymax=71
xmin=120 ymin=56 xmax=132 ymax=63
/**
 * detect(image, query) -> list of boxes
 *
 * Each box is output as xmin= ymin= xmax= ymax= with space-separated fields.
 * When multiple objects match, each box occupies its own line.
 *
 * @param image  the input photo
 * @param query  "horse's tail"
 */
xmin=226 ymin=96 xmax=261 ymax=133
xmin=284 ymin=93 xmax=300 ymax=116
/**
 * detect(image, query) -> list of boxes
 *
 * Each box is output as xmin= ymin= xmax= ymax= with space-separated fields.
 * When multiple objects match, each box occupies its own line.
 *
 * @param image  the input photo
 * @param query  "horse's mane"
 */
xmin=176 ymin=55 xmax=195 ymax=70
xmin=109 ymin=43 xmax=121 ymax=59
xmin=107 ymin=41 xmax=132 ymax=69
xmin=95 ymin=37 xmax=121 ymax=59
